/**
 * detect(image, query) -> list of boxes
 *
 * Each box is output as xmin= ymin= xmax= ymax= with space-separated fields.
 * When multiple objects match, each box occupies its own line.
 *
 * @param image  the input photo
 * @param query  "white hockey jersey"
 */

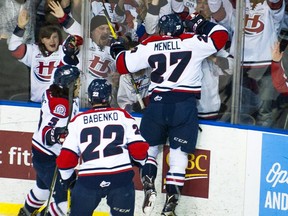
xmin=87 ymin=38 xmax=116 ymax=85
xmin=8 ymin=19 xmax=82 ymax=103
xmin=117 ymin=68 xmax=151 ymax=110
xmin=32 ymin=90 xmax=79 ymax=156
xmin=58 ymin=107 xmax=146 ymax=179
xmin=197 ymin=51 xmax=233 ymax=118
xmin=115 ymin=24 xmax=229 ymax=96
xmin=209 ymin=0 xmax=285 ymax=65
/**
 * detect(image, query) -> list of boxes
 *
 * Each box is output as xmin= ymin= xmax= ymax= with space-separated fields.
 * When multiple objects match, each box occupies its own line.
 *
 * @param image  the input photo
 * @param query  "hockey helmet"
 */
xmin=158 ymin=13 xmax=184 ymax=36
xmin=88 ymin=78 xmax=112 ymax=105
xmin=53 ymin=65 xmax=80 ymax=89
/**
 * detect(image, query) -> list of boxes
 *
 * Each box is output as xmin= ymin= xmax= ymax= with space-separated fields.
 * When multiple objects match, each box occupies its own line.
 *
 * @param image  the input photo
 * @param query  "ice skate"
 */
xmin=142 ymin=175 xmax=157 ymax=215
xmin=161 ymin=194 xmax=179 ymax=216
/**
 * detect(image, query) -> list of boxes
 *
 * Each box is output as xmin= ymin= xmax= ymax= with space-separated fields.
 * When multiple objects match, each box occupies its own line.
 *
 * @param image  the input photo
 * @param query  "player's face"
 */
xmin=91 ymin=24 xmax=111 ymax=48
xmin=41 ymin=32 xmax=60 ymax=52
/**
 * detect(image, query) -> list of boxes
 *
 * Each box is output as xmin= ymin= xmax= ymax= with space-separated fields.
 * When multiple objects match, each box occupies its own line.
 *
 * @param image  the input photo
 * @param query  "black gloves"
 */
xmin=183 ymin=13 xmax=208 ymax=34
xmin=63 ymin=35 xmax=83 ymax=65
xmin=47 ymin=127 xmax=68 ymax=145
xmin=110 ymin=37 xmax=127 ymax=59
xmin=59 ymin=171 xmax=77 ymax=191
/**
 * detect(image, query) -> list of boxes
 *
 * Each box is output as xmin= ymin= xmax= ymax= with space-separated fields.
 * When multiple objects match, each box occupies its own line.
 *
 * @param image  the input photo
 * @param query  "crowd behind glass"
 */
xmin=1 ymin=0 xmax=288 ymax=131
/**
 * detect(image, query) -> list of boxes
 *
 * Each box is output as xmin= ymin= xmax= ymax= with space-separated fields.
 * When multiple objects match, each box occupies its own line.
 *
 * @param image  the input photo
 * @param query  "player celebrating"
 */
xmin=18 ymin=65 xmax=81 ymax=216
xmin=111 ymin=13 xmax=228 ymax=215
xmin=56 ymin=78 xmax=149 ymax=216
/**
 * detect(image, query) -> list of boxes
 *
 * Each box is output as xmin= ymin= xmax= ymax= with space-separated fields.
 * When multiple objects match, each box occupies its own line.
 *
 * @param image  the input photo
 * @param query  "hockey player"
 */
xmin=18 ymin=65 xmax=81 ymax=216
xmin=111 ymin=13 xmax=228 ymax=216
xmin=8 ymin=1 xmax=82 ymax=103
xmin=56 ymin=78 xmax=149 ymax=216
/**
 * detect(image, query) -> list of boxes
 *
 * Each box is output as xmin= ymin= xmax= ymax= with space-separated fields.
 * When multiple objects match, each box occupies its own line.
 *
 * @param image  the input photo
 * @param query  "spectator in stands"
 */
xmin=0 ymin=0 xmax=33 ymax=101
xmin=208 ymin=0 xmax=285 ymax=127
xmin=272 ymin=41 xmax=288 ymax=94
xmin=117 ymin=68 xmax=151 ymax=113
xmin=112 ymin=0 xmax=148 ymax=42
xmin=87 ymin=15 xmax=120 ymax=107
xmin=8 ymin=1 xmax=82 ymax=103
xmin=145 ymin=0 xmax=172 ymax=35
xmin=171 ymin=0 xmax=197 ymax=19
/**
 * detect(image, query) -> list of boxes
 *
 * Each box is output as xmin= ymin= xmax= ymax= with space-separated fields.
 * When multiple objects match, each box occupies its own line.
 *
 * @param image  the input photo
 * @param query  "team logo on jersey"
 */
xmin=100 ymin=180 xmax=111 ymax=187
xmin=89 ymin=56 xmax=112 ymax=78
xmin=244 ymin=13 xmax=264 ymax=35
xmin=34 ymin=61 xmax=58 ymax=82
xmin=153 ymin=95 xmax=162 ymax=101
xmin=54 ymin=104 xmax=66 ymax=116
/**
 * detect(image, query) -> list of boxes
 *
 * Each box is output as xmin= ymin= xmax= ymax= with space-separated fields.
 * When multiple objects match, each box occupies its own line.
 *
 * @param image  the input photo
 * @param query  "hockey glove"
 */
xmin=183 ymin=13 xmax=208 ymax=34
xmin=110 ymin=37 xmax=127 ymax=59
xmin=59 ymin=171 xmax=77 ymax=191
xmin=63 ymin=35 xmax=83 ymax=65
xmin=47 ymin=127 xmax=68 ymax=146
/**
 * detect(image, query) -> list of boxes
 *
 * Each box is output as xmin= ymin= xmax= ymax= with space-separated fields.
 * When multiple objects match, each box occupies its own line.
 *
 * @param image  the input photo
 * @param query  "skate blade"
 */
xmin=143 ymin=194 xmax=157 ymax=216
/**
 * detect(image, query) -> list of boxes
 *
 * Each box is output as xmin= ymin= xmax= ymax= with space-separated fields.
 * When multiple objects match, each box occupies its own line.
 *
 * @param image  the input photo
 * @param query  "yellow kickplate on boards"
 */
xmin=0 ymin=203 xmax=109 ymax=216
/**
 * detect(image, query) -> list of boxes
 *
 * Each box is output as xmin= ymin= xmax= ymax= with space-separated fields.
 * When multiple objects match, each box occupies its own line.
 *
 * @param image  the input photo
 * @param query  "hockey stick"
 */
xmin=64 ymin=83 xmax=75 ymax=216
xmin=101 ymin=3 xmax=145 ymax=110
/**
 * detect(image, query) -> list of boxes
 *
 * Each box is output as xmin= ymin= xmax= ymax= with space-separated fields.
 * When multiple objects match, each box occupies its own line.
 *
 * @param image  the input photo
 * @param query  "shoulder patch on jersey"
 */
xmin=53 ymin=104 xmax=67 ymax=117
xmin=47 ymin=93 xmax=69 ymax=118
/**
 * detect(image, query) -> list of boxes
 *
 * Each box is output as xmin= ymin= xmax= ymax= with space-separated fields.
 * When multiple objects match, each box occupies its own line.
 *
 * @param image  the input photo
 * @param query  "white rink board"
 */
xmin=1 ymin=103 xmax=287 ymax=216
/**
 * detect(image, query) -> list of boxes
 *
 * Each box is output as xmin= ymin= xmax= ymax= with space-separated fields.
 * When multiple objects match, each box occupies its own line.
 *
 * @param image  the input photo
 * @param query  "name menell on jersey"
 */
xmin=83 ymin=112 xmax=119 ymax=124
xmin=154 ymin=41 xmax=180 ymax=51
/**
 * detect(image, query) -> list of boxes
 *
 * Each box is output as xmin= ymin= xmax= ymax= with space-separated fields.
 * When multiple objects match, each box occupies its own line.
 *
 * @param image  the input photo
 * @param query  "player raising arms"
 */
xmin=56 ymin=78 xmax=149 ymax=216
xmin=8 ymin=1 xmax=82 ymax=103
xmin=18 ymin=65 xmax=81 ymax=216
xmin=111 ymin=13 xmax=228 ymax=215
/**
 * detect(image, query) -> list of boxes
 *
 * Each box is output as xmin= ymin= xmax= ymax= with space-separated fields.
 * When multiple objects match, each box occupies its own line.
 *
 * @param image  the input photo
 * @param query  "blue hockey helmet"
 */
xmin=88 ymin=78 xmax=112 ymax=105
xmin=158 ymin=13 xmax=184 ymax=36
xmin=53 ymin=65 xmax=80 ymax=89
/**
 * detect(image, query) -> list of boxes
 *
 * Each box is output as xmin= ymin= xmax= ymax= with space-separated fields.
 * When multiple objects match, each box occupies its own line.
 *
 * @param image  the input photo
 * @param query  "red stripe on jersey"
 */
xmin=267 ymin=0 xmax=283 ymax=10
xmin=166 ymin=177 xmax=185 ymax=183
xmin=70 ymin=107 xmax=135 ymax=123
xmin=116 ymin=52 xmax=129 ymax=74
xmin=141 ymin=35 xmax=180 ymax=45
xmin=79 ymin=167 xmax=133 ymax=176
xmin=42 ymin=126 xmax=51 ymax=144
xmin=11 ymin=44 xmax=26 ymax=59
xmin=209 ymin=30 xmax=229 ymax=51
xmin=56 ymin=149 xmax=79 ymax=169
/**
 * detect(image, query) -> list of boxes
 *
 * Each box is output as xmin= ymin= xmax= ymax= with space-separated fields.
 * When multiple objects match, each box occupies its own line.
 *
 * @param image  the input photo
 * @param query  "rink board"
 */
xmin=1 ymin=103 xmax=288 ymax=216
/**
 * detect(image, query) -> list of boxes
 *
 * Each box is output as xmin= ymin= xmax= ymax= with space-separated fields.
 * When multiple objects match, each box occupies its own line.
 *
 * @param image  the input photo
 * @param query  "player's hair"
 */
xmin=38 ymin=24 xmax=63 ymax=57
